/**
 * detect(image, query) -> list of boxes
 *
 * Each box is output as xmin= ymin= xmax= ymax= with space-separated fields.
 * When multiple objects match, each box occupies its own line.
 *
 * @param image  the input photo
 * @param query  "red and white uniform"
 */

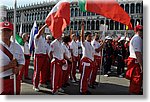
xmin=19 ymin=42 xmax=30 ymax=80
xmin=69 ymin=40 xmax=78 ymax=81
xmin=50 ymin=39 xmax=65 ymax=93
xmin=128 ymin=34 xmax=142 ymax=94
xmin=0 ymin=41 xmax=25 ymax=94
xmin=91 ymin=39 xmax=101 ymax=85
xmin=44 ymin=42 xmax=51 ymax=82
xmin=62 ymin=43 xmax=72 ymax=85
xmin=80 ymin=40 xmax=95 ymax=93
xmin=33 ymin=35 xmax=47 ymax=88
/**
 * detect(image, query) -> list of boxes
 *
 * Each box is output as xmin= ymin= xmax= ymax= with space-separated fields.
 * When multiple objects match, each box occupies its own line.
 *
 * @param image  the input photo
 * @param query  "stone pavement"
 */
xmin=20 ymin=63 xmax=130 ymax=95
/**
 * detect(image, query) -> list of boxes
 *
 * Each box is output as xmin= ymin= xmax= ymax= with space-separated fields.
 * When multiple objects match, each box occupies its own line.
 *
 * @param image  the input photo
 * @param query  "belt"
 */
xmin=2 ymin=76 xmax=10 ymax=79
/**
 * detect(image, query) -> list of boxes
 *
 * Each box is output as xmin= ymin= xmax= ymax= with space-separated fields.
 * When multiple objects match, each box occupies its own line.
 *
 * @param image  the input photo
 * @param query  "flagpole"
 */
xmin=98 ymin=17 xmax=107 ymax=87
xmin=13 ymin=0 xmax=17 ymax=95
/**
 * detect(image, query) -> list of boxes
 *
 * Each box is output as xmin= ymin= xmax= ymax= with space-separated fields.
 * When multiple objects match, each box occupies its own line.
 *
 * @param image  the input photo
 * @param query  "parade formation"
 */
xmin=0 ymin=0 xmax=143 ymax=95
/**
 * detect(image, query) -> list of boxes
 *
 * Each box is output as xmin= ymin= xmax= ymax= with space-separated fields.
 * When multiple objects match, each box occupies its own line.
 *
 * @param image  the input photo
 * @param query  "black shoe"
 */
xmin=80 ymin=90 xmax=92 ymax=95
xmin=88 ymin=85 xmax=96 ymax=89
xmin=93 ymin=82 xmax=99 ymax=85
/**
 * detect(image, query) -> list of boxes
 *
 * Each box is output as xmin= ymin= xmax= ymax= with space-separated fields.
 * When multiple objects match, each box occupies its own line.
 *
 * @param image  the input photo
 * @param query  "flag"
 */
xmin=29 ymin=21 xmax=38 ymax=53
xmin=85 ymin=0 xmax=132 ymax=29
xmin=45 ymin=0 xmax=70 ymax=39
xmin=19 ymin=13 xmax=26 ymax=36
xmin=78 ymin=0 xmax=87 ymax=12
xmin=15 ymin=34 xmax=24 ymax=46
xmin=19 ymin=22 xmax=23 ymax=36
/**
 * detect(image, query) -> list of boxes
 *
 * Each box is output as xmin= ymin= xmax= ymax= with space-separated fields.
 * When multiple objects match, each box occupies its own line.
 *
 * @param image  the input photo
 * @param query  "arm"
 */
xmin=135 ymin=51 xmax=143 ymax=71
xmin=0 ymin=59 xmax=17 ymax=73
xmin=36 ymin=24 xmax=47 ymax=39
xmin=95 ymin=41 xmax=104 ymax=53
xmin=80 ymin=21 xmax=85 ymax=43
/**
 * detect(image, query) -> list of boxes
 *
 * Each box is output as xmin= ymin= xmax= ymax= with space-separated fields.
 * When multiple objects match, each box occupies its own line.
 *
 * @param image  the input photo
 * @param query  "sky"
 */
xmin=0 ymin=0 xmax=58 ymax=8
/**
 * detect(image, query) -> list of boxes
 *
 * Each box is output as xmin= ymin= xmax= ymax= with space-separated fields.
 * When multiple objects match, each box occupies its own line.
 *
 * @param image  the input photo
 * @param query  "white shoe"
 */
xmin=39 ymin=84 xmax=48 ymax=88
xmin=53 ymin=90 xmax=59 ymax=95
xmin=34 ymin=88 xmax=40 ymax=92
xmin=58 ymin=88 xmax=64 ymax=93
xmin=104 ymin=74 xmax=108 ymax=77
xmin=119 ymin=75 xmax=123 ymax=78
xmin=71 ymin=79 xmax=76 ymax=83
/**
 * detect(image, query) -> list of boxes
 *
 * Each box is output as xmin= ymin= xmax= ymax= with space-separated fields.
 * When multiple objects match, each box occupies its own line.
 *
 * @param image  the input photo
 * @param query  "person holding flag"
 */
xmin=32 ymin=24 xmax=48 ymax=92
xmin=0 ymin=21 xmax=25 ymax=94
xmin=79 ymin=21 xmax=95 ymax=95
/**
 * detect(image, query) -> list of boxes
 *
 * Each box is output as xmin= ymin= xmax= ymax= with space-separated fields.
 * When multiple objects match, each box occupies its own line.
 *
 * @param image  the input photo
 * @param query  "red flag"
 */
xmin=85 ymin=0 xmax=132 ymax=29
xmin=45 ymin=0 xmax=70 ymax=39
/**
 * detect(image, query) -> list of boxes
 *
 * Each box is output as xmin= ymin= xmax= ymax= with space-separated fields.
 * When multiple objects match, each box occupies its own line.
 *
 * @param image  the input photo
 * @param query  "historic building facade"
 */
xmin=6 ymin=0 xmax=143 ymax=36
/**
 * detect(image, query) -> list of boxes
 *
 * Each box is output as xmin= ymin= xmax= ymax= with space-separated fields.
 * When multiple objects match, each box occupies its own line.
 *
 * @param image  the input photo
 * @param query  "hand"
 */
xmin=12 ymin=67 xmax=19 ymax=74
xmin=9 ymin=59 xmax=17 ymax=68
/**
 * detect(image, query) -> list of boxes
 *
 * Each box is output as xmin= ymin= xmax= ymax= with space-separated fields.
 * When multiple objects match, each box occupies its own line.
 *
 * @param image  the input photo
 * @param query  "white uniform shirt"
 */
xmin=77 ymin=40 xmax=82 ymax=55
xmin=70 ymin=40 xmax=78 ymax=57
xmin=81 ymin=40 xmax=95 ymax=61
xmin=62 ymin=43 xmax=71 ymax=59
xmin=129 ymin=34 xmax=142 ymax=59
xmin=45 ymin=42 xmax=51 ymax=54
xmin=0 ymin=41 xmax=25 ymax=78
xmin=50 ymin=39 xmax=65 ymax=60
xmin=91 ymin=39 xmax=101 ymax=56
xmin=34 ymin=35 xmax=47 ymax=54
xmin=22 ymin=42 xmax=30 ymax=55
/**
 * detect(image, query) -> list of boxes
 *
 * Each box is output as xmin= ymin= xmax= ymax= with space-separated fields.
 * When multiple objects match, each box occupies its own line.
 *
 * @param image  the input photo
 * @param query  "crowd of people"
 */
xmin=0 ymin=20 xmax=143 ymax=95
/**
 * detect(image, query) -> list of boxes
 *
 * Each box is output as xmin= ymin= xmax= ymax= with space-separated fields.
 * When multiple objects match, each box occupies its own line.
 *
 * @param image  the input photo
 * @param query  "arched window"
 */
xmin=120 ymin=23 xmax=124 ymax=30
xmin=110 ymin=20 xmax=114 ymax=30
xmin=131 ymin=19 xmax=135 ymax=28
xmin=100 ymin=20 xmax=104 ymax=25
xmin=120 ymin=4 xmax=124 ymax=10
xmin=91 ymin=20 xmax=95 ymax=30
xmin=96 ymin=20 xmax=99 ymax=30
xmin=106 ymin=20 xmax=109 ymax=30
xmin=115 ymin=21 xmax=119 ymax=30
xmin=75 ymin=8 xmax=78 ymax=16
xmin=74 ymin=21 xmax=77 ymax=30
xmin=83 ymin=12 xmax=86 ymax=16
xmin=71 ymin=21 xmax=73 ymax=29
xmin=131 ymin=3 xmax=135 ymax=14
xmin=78 ymin=21 xmax=81 ymax=30
xmin=87 ymin=21 xmax=90 ymax=30
xmin=71 ymin=8 xmax=74 ymax=17
xmin=136 ymin=3 xmax=141 ymax=13
xmin=125 ymin=4 xmax=129 ymax=13
xmin=87 ymin=12 xmax=90 ymax=16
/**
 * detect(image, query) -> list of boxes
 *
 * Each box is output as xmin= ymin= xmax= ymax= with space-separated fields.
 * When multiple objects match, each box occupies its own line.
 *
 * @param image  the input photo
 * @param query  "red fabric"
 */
xmin=45 ymin=2 xmax=70 ymax=39
xmin=90 ymin=55 xmax=101 ymax=85
xmin=86 ymin=0 xmax=132 ymax=29
xmin=33 ymin=54 xmax=47 ymax=88
xmin=0 ymin=78 xmax=20 ymax=95
xmin=19 ymin=58 xmax=30 ymax=80
xmin=126 ymin=57 xmax=142 ymax=94
xmin=80 ymin=57 xmax=94 ymax=93
xmin=51 ymin=59 xmax=63 ymax=93
xmin=62 ymin=62 xmax=71 ymax=85
xmin=0 ymin=21 xmax=13 ymax=31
